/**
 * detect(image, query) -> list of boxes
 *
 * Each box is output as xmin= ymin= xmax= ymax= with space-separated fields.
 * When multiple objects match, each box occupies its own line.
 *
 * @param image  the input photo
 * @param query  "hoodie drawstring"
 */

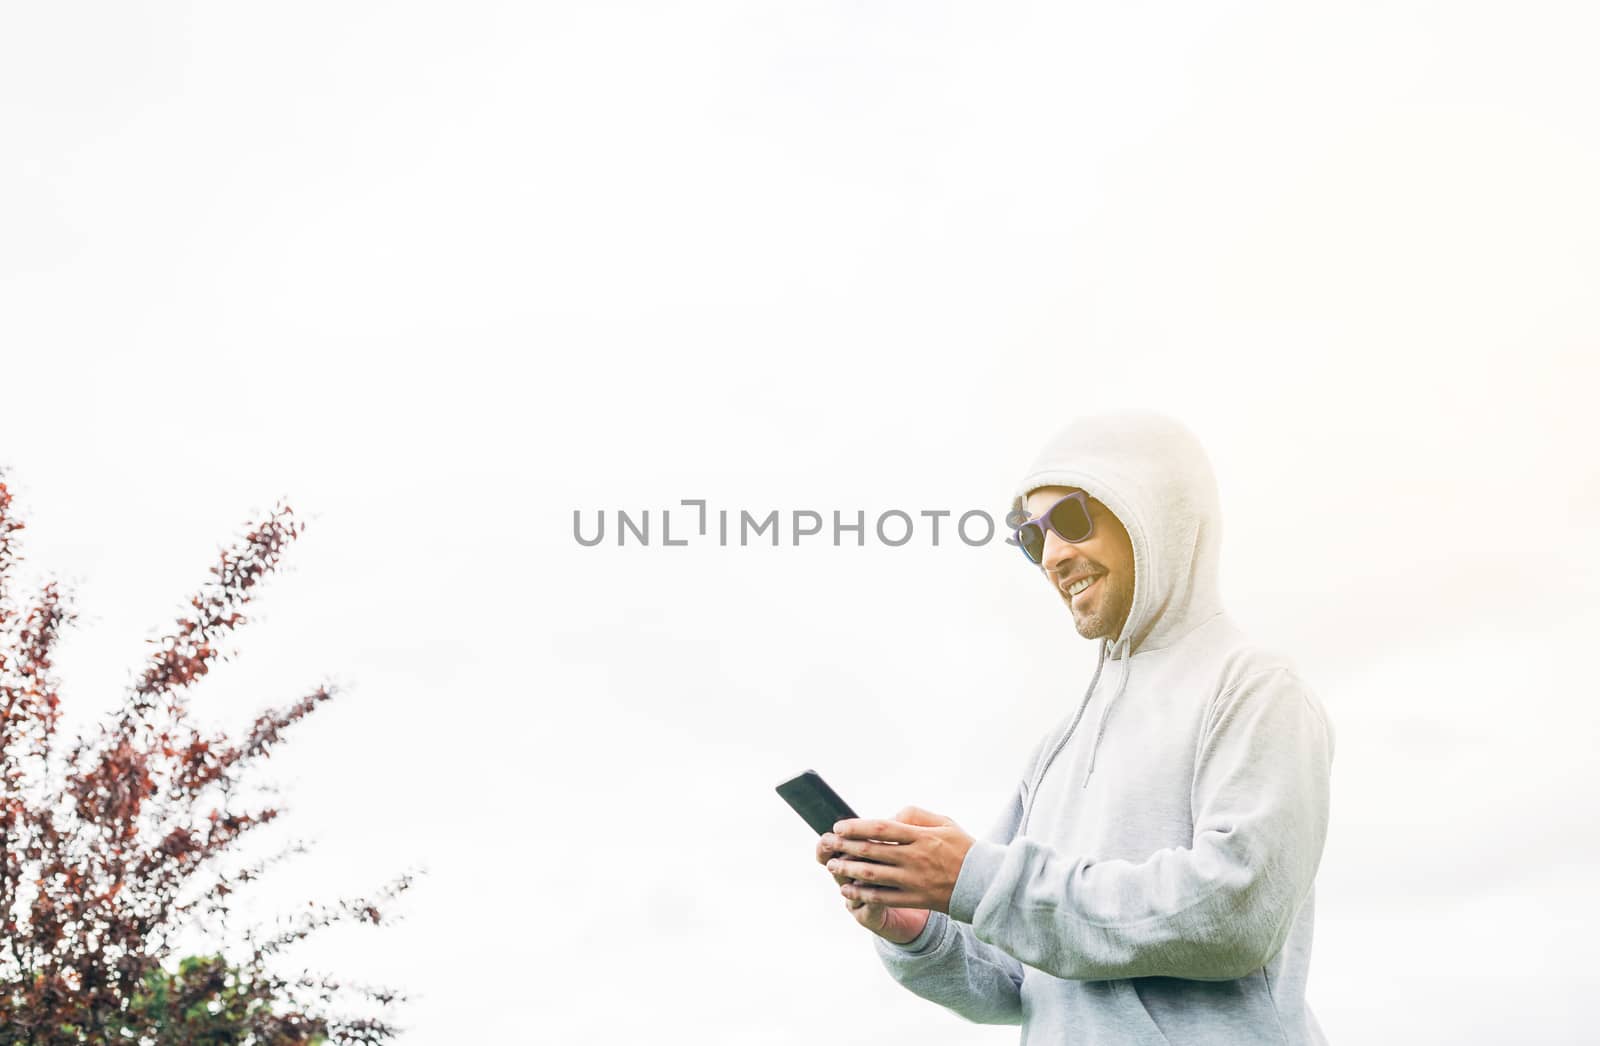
xmin=1083 ymin=636 xmax=1133 ymax=788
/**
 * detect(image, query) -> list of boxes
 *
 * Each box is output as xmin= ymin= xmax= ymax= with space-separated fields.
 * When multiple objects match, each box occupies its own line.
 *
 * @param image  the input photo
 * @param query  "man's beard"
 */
xmin=1069 ymin=571 xmax=1133 ymax=642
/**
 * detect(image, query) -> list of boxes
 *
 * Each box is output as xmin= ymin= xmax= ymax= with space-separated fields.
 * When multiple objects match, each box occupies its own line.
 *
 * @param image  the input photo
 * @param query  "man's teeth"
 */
xmin=1068 ymin=576 xmax=1097 ymax=597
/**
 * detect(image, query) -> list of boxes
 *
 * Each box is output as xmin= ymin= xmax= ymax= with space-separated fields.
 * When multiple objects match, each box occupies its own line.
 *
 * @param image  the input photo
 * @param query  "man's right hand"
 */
xmin=814 ymin=834 xmax=930 ymax=945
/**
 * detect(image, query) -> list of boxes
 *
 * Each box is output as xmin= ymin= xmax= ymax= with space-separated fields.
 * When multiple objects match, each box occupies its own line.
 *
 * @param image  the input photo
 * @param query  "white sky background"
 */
xmin=3 ymin=2 xmax=1599 ymax=1043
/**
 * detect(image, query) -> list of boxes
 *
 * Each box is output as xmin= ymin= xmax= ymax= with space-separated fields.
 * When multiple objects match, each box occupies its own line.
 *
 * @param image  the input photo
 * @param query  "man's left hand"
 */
xmin=822 ymin=805 xmax=975 ymax=913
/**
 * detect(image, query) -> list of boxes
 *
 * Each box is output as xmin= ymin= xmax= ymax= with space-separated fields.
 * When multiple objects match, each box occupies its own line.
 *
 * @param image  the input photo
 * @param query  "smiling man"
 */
xmin=1025 ymin=485 xmax=1136 ymax=641
xmin=815 ymin=409 xmax=1336 ymax=1045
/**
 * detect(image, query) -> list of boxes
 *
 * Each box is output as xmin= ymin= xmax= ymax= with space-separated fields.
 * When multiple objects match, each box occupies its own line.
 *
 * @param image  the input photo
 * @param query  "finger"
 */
xmin=832 ymin=818 xmax=918 ymax=844
xmin=827 ymin=856 xmax=906 ymax=889
xmin=894 ymin=805 xmax=951 ymax=827
xmin=816 ymin=840 xmax=852 ymax=884
xmin=821 ymin=833 xmax=895 ymax=863
xmin=842 ymin=880 xmax=923 ymax=908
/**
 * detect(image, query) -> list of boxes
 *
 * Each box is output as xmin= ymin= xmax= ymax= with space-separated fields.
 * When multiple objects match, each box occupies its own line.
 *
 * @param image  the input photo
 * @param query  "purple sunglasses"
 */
xmin=1012 ymin=491 xmax=1094 ymax=564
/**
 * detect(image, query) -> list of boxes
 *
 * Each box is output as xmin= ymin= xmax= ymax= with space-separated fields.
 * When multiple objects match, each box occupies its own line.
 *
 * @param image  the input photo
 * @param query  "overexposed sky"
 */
xmin=3 ymin=3 xmax=1599 ymax=1043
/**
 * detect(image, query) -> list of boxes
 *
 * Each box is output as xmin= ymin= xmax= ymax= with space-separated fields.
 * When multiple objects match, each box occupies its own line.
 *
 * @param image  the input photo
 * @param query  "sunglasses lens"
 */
xmin=1017 ymin=524 xmax=1045 ymax=563
xmin=1049 ymin=497 xmax=1092 ymax=543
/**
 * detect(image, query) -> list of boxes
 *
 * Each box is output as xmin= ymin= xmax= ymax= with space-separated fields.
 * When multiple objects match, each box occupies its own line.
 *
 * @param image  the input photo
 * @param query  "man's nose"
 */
xmin=1041 ymin=532 xmax=1080 ymax=575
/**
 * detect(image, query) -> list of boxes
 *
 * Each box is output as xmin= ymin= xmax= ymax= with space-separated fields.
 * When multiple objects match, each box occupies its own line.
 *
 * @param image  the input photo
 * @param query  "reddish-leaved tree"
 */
xmin=0 ymin=471 xmax=412 ymax=1044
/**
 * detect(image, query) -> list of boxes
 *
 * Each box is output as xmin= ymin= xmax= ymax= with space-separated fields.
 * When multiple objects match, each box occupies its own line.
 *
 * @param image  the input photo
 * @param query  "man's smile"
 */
xmin=1059 ymin=572 xmax=1103 ymax=602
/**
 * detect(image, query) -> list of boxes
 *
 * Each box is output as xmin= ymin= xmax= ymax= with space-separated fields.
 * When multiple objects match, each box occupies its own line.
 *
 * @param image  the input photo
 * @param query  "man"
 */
xmin=815 ymin=409 xmax=1335 ymax=1044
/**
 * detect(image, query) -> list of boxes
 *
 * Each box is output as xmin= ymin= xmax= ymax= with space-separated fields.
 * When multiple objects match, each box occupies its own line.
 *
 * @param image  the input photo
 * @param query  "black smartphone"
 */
xmin=775 ymin=769 xmax=895 ymax=881
xmin=775 ymin=769 xmax=858 ymax=836
xmin=777 ymin=770 xmax=902 ymax=895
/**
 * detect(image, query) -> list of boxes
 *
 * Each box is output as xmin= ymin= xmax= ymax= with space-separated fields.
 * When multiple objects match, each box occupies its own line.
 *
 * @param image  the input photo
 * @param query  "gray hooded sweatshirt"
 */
xmin=874 ymin=410 xmax=1335 ymax=1045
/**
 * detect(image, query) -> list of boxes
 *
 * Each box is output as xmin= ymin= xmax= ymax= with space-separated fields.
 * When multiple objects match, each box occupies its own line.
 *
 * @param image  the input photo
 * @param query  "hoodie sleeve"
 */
xmin=871 ymin=784 xmax=1028 ymax=1025
xmin=949 ymin=667 xmax=1334 ymax=982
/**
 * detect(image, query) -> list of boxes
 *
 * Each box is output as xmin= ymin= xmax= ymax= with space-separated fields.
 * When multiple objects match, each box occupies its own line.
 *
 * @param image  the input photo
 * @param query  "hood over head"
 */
xmin=1011 ymin=409 xmax=1225 ymax=658
xmin=1010 ymin=410 xmax=1226 ymax=787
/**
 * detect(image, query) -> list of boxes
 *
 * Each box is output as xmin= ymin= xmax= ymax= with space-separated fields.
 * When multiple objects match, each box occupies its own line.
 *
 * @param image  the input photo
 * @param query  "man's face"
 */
xmin=1024 ymin=486 xmax=1136 ymax=642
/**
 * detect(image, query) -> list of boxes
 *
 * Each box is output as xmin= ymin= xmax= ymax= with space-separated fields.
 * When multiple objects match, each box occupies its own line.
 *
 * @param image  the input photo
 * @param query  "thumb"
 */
xmin=895 ymin=805 xmax=950 ymax=827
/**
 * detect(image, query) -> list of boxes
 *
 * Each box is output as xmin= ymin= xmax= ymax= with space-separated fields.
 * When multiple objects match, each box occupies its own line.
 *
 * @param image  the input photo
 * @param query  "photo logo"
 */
xmin=574 ymin=499 xmax=1028 ymax=549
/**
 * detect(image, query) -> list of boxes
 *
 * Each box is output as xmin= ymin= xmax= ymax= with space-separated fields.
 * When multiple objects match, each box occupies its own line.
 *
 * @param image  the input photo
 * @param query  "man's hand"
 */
xmin=813 ymin=805 xmax=975 ymax=941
